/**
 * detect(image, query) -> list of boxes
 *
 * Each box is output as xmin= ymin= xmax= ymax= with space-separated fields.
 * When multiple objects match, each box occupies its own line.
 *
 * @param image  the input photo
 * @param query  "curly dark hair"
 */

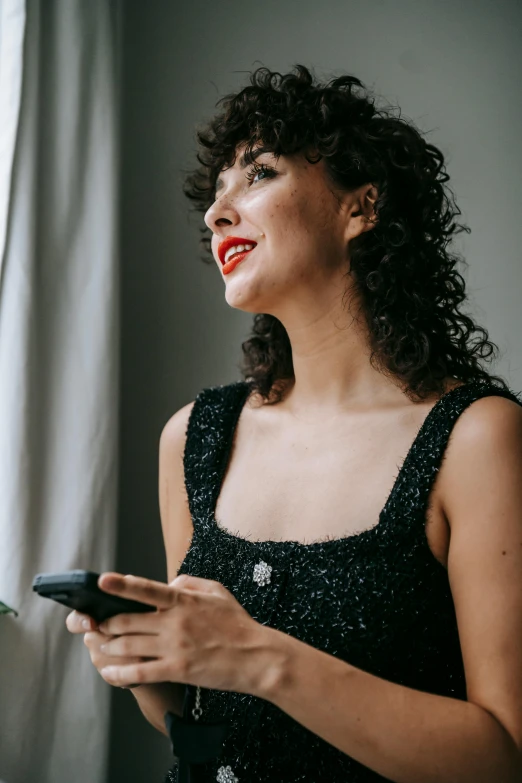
xmin=182 ymin=63 xmax=508 ymax=404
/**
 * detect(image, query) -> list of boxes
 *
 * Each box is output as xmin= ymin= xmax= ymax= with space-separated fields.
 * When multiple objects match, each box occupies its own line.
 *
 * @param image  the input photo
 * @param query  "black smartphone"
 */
xmin=32 ymin=570 xmax=156 ymax=624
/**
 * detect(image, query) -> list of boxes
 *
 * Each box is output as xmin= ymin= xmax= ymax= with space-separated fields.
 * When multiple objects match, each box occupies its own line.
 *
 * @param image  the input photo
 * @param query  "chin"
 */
xmin=223 ymin=283 xmax=269 ymax=313
xmin=222 ymin=264 xmax=283 ymax=313
xmin=224 ymin=294 xmax=262 ymax=313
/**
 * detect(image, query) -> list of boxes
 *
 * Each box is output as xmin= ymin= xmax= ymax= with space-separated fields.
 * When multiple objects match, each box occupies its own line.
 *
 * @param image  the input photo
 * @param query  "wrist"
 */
xmin=249 ymin=625 xmax=295 ymax=702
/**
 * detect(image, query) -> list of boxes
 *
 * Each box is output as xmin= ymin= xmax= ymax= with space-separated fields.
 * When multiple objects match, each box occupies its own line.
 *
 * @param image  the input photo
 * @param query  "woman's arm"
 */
xmin=127 ymin=401 xmax=197 ymax=734
xmin=257 ymin=629 xmax=521 ymax=783
xmin=129 ymin=682 xmax=184 ymax=735
xmin=252 ymin=396 xmax=522 ymax=783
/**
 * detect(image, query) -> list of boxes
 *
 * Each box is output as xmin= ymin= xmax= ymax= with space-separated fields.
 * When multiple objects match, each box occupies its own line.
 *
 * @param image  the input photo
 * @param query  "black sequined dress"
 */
xmin=163 ymin=379 xmax=522 ymax=783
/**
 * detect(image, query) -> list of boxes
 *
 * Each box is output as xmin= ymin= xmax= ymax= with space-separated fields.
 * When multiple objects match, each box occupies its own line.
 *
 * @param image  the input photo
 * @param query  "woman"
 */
xmin=66 ymin=65 xmax=522 ymax=782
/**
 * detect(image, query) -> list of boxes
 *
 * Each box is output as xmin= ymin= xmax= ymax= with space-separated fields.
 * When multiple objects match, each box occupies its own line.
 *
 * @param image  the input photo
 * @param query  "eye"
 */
xmin=245 ymin=162 xmax=277 ymax=186
xmin=212 ymin=162 xmax=277 ymax=203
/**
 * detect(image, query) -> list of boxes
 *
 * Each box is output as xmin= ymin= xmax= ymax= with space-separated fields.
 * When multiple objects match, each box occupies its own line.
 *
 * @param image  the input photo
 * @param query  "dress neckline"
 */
xmin=206 ymin=379 xmax=473 ymax=552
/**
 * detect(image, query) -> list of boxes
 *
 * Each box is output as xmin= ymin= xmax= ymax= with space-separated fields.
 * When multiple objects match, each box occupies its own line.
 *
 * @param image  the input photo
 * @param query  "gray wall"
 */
xmin=110 ymin=1 xmax=522 ymax=780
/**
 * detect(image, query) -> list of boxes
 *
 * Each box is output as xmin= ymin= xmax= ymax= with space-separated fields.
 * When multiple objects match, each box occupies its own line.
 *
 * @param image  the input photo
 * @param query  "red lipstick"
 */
xmin=222 ymin=248 xmax=256 ymax=274
xmin=218 ymin=236 xmax=258 ymax=275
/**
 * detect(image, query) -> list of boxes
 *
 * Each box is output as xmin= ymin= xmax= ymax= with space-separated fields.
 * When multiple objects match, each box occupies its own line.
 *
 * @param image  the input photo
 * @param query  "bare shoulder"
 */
xmin=446 ymin=390 xmax=522 ymax=455
xmin=434 ymin=389 xmax=522 ymax=751
xmin=159 ymin=400 xmax=197 ymax=582
xmin=160 ymin=400 xmax=196 ymax=444
xmin=438 ymin=390 xmax=522 ymax=523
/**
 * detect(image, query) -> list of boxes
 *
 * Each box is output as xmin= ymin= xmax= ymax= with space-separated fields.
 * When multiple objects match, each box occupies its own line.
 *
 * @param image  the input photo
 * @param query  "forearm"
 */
xmin=255 ymin=628 xmax=522 ymax=783
xmin=130 ymin=681 xmax=185 ymax=736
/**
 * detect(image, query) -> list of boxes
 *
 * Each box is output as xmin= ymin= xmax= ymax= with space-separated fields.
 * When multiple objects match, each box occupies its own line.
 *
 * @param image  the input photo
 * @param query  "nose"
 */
xmin=204 ymin=192 xmax=241 ymax=234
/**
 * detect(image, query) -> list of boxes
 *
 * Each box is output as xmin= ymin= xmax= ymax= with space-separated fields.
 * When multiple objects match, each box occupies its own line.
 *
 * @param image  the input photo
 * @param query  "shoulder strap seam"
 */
xmin=182 ymin=381 xmax=249 ymax=521
xmin=384 ymin=382 xmax=522 ymax=525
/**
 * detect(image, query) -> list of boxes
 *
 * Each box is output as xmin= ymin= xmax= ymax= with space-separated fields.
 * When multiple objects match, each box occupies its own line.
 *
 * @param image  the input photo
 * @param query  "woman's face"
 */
xmin=204 ymin=143 xmax=375 ymax=320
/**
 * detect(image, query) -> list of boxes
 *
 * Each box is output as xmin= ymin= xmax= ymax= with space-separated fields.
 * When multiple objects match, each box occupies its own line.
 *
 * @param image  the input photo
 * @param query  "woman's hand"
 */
xmin=92 ymin=571 xmax=277 ymax=697
xmin=65 ymin=609 xmax=145 ymax=688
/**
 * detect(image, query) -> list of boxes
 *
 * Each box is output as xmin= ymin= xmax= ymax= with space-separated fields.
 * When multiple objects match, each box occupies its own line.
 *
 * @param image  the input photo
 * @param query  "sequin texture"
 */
xmin=163 ymin=379 xmax=522 ymax=783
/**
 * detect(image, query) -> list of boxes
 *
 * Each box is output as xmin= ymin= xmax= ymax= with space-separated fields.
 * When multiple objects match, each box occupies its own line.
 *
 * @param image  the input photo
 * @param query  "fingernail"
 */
xmin=82 ymin=619 xmax=91 ymax=630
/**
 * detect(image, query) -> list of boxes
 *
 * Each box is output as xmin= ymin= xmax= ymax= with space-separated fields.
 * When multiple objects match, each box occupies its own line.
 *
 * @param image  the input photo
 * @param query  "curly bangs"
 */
xmin=183 ymin=63 xmax=508 ymax=404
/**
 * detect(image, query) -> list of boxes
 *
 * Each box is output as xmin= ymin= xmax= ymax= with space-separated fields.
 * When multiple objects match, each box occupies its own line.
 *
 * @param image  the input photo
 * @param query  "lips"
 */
xmin=222 ymin=247 xmax=255 ymax=275
xmin=217 ymin=236 xmax=258 ymax=265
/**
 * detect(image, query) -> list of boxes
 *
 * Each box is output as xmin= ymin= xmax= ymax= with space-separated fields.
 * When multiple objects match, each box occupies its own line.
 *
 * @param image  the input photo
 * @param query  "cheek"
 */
xmin=269 ymin=196 xmax=314 ymax=250
xmin=274 ymin=216 xmax=328 ymax=275
xmin=269 ymin=248 xmax=320 ymax=289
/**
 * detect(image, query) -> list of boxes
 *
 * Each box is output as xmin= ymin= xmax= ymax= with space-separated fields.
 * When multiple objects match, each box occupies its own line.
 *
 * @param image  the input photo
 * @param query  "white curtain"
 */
xmin=0 ymin=2 xmax=121 ymax=782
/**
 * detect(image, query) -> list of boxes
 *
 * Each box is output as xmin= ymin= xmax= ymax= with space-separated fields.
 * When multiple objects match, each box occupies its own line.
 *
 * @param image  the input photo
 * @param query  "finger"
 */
xmin=66 ymin=610 xmax=98 ymax=633
xmin=98 ymin=611 xmax=160 ymax=637
xmin=100 ymin=660 xmax=172 ymax=688
xmin=170 ymin=574 xmax=227 ymax=596
xmin=100 ymin=635 xmax=161 ymax=659
xmin=83 ymin=630 xmax=109 ymax=648
xmin=97 ymin=572 xmax=173 ymax=610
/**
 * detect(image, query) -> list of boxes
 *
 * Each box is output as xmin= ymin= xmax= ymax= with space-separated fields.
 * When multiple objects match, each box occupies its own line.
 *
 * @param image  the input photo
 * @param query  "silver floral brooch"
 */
xmin=216 ymin=764 xmax=239 ymax=782
xmin=253 ymin=560 xmax=272 ymax=586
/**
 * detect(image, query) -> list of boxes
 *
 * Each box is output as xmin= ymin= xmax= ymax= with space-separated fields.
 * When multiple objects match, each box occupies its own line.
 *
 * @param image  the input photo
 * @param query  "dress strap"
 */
xmin=183 ymin=381 xmax=250 ymax=524
xmin=382 ymin=381 xmax=522 ymax=533
xmin=183 ymin=379 xmax=522 ymax=537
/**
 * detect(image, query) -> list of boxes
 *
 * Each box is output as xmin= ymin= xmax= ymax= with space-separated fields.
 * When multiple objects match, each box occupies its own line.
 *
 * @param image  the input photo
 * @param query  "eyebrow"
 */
xmin=214 ymin=148 xmax=269 ymax=194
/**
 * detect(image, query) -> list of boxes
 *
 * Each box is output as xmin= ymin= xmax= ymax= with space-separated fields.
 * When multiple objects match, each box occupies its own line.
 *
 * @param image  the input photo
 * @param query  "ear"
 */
xmin=345 ymin=184 xmax=379 ymax=242
xmin=361 ymin=185 xmax=378 ymax=227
